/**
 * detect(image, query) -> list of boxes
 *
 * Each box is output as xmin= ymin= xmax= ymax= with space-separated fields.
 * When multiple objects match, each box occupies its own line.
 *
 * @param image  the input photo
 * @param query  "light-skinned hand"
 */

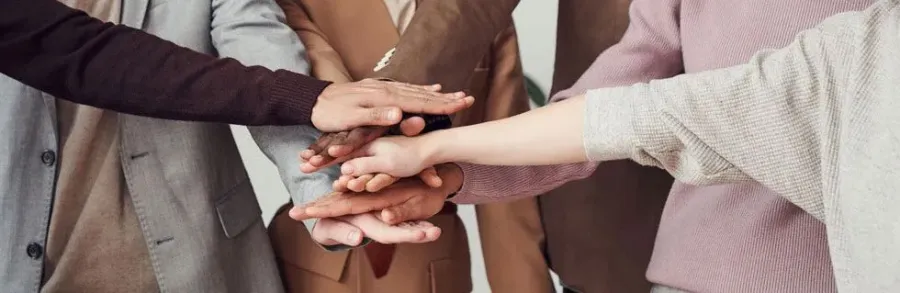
xmin=311 ymin=212 xmax=442 ymax=246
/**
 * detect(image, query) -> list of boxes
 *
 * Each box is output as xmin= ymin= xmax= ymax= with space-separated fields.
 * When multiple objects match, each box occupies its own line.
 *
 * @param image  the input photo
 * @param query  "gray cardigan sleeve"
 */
xmin=582 ymin=8 xmax=865 ymax=220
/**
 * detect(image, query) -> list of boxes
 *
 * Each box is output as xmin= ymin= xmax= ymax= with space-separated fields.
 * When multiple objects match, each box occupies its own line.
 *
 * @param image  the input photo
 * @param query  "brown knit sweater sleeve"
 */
xmin=0 ymin=0 xmax=330 ymax=126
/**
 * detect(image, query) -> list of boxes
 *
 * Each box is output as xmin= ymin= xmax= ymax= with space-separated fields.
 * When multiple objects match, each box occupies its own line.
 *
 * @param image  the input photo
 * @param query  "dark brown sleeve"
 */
xmin=0 ymin=0 xmax=330 ymax=126
xmin=370 ymin=0 xmax=520 ymax=92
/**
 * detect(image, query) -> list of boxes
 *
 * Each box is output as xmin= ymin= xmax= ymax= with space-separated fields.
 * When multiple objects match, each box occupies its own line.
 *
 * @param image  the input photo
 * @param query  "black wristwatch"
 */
xmin=387 ymin=114 xmax=452 ymax=135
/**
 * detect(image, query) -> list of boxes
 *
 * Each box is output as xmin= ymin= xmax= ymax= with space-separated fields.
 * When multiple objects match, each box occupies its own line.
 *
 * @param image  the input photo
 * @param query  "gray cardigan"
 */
xmin=584 ymin=0 xmax=900 ymax=291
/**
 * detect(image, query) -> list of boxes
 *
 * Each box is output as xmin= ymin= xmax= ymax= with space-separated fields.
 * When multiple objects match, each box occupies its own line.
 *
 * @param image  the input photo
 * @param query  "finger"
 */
xmin=307 ymin=155 xmax=325 ymax=167
xmin=417 ymin=167 xmax=442 ymax=188
xmin=380 ymin=193 xmax=444 ymax=225
xmin=307 ymin=133 xmax=337 ymax=159
xmin=405 ymin=83 xmax=443 ymax=92
xmin=332 ymin=176 xmax=352 ymax=192
xmin=327 ymin=126 xmax=387 ymax=158
xmin=347 ymin=174 xmax=374 ymax=192
xmin=302 ymin=146 xmax=371 ymax=173
xmin=310 ymin=219 xmax=364 ymax=246
xmin=288 ymin=205 xmax=315 ymax=221
xmin=398 ymin=221 xmax=441 ymax=244
xmin=404 ymin=95 xmax=473 ymax=115
xmin=341 ymin=156 xmax=392 ymax=177
xmin=345 ymin=215 xmax=428 ymax=244
xmin=298 ymin=191 xmax=404 ymax=219
xmin=381 ymin=202 xmax=425 ymax=225
xmin=347 ymin=107 xmax=402 ymax=128
xmin=399 ymin=117 xmax=426 ymax=137
xmin=421 ymin=225 xmax=442 ymax=243
xmin=399 ymin=221 xmax=442 ymax=243
xmin=384 ymin=81 xmax=443 ymax=93
xmin=365 ymin=173 xmax=399 ymax=192
xmin=366 ymin=91 xmax=474 ymax=116
xmin=300 ymin=149 xmax=316 ymax=161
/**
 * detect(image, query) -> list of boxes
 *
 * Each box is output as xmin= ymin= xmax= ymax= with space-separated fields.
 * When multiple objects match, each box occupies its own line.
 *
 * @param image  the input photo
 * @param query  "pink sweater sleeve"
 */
xmin=451 ymin=0 xmax=685 ymax=204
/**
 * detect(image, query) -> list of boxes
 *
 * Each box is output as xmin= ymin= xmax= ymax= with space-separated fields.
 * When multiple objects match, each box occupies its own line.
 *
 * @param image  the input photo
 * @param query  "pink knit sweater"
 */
xmin=451 ymin=0 xmax=873 ymax=291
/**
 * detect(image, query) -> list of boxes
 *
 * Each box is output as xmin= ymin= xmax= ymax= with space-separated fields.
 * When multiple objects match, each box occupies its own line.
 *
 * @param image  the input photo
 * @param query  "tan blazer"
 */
xmin=367 ymin=0 xmax=675 ymax=292
xmin=270 ymin=1 xmax=551 ymax=292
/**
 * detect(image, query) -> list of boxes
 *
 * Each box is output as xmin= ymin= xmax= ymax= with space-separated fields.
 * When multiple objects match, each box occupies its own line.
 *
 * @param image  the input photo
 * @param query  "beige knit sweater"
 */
xmin=584 ymin=0 xmax=900 ymax=291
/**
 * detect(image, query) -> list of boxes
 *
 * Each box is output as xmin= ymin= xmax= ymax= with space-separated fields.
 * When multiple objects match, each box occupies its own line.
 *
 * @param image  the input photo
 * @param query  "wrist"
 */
xmin=419 ymin=131 xmax=448 ymax=167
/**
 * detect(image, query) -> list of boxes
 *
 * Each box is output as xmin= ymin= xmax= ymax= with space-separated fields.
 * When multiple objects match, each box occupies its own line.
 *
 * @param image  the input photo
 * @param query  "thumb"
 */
xmin=399 ymin=116 xmax=426 ymax=136
xmin=310 ymin=219 xmax=364 ymax=246
xmin=381 ymin=201 xmax=436 ymax=225
xmin=417 ymin=167 xmax=442 ymax=188
xmin=341 ymin=156 xmax=393 ymax=177
xmin=347 ymin=107 xmax=402 ymax=128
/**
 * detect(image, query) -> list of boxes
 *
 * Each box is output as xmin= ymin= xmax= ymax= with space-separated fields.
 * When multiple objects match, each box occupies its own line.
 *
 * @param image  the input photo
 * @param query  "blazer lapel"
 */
xmin=301 ymin=0 xmax=400 ymax=79
xmin=120 ymin=0 xmax=150 ymax=29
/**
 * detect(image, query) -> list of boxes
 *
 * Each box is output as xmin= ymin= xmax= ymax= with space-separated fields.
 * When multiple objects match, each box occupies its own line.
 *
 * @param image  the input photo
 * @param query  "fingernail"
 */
xmin=341 ymin=164 xmax=354 ymax=175
xmin=328 ymin=146 xmax=343 ymax=156
xmin=387 ymin=109 xmax=401 ymax=121
xmin=347 ymin=230 xmax=360 ymax=243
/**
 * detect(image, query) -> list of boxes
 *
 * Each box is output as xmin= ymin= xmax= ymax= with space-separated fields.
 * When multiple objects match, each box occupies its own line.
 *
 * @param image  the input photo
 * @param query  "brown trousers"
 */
xmin=269 ymin=205 xmax=471 ymax=293
xmin=269 ymin=198 xmax=550 ymax=293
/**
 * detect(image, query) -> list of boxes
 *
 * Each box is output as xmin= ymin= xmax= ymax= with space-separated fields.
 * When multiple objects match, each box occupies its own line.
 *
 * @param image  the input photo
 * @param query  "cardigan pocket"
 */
xmin=214 ymin=179 xmax=262 ymax=238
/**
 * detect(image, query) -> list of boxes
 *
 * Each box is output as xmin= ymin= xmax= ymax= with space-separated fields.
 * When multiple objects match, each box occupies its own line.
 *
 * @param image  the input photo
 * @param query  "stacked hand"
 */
xmin=300 ymin=164 xmax=463 ymax=241
xmin=309 ymin=79 xmax=473 ymax=132
xmin=301 ymin=79 xmax=465 ymax=247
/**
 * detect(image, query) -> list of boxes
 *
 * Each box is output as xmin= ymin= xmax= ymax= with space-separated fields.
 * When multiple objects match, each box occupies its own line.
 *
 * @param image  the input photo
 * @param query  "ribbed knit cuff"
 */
xmin=583 ymin=87 xmax=637 ymax=162
xmin=267 ymin=70 xmax=332 ymax=126
xmin=448 ymin=163 xmax=490 ymax=204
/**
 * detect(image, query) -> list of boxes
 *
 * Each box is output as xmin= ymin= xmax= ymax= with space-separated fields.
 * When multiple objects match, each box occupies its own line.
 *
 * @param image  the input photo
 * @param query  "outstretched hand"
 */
xmin=339 ymin=135 xmax=437 ymax=179
xmin=332 ymin=167 xmax=440 ymax=193
xmin=311 ymin=212 xmax=441 ymax=246
xmin=310 ymin=79 xmax=473 ymax=132
xmin=301 ymin=116 xmax=426 ymax=171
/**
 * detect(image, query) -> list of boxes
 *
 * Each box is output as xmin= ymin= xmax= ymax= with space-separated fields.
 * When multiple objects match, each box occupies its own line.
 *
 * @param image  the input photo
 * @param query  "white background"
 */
xmin=231 ymin=2 xmax=561 ymax=292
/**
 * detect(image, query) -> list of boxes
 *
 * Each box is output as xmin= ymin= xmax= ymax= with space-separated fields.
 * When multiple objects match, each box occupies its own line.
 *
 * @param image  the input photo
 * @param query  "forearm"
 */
xmin=449 ymin=162 xmax=598 ymax=204
xmin=0 ymin=0 xmax=328 ymax=126
xmin=580 ymin=10 xmax=863 ymax=219
xmin=425 ymin=95 xmax=588 ymax=166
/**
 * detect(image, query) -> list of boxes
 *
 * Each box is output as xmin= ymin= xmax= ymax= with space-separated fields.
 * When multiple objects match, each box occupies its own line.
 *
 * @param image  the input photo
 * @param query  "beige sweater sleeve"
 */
xmin=583 ymin=8 xmax=867 ymax=220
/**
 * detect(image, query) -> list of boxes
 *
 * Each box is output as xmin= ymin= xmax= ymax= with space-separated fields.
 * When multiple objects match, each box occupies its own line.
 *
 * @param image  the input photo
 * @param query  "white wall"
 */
xmin=233 ymin=2 xmax=560 ymax=292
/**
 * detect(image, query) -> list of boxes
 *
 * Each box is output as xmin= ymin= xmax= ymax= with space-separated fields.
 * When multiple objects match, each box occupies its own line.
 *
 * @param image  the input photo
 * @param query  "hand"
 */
xmin=292 ymin=164 xmax=463 ymax=225
xmin=310 ymin=212 xmax=441 ymax=246
xmin=335 ymin=134 xmax=436 ymax=179
xmin=300 ymin=116 xmax=426 ymax=171
xmin=333 ymin=167 xmax=441 ymax=193
xmin=310 ymin=79 xmax=473 ymax=132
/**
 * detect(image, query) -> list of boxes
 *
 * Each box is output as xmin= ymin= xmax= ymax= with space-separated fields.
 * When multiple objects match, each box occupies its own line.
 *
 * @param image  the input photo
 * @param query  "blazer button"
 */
xmin=26 ymin=242 xmax=43 ymax=260
xmin=41 ymin=150 xmax=56 ymax=166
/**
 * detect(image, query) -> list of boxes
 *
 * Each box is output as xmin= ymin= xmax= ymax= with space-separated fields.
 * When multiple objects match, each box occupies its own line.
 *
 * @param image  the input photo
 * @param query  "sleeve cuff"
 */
xmin=582 ymin=87 xmax=639 ymax=162
xmin=267 ymin=70 xmax=332 ymax=126
xmin=447 ymin=163 xmax=483 ymax=204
